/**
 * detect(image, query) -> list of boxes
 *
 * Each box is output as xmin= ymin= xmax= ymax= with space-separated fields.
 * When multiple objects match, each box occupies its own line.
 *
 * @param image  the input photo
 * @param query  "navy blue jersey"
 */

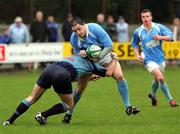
xmin=37 ymin=55 xmax=106 ymax=93
xmin=57 ymin=55 xmax=106 ymax=80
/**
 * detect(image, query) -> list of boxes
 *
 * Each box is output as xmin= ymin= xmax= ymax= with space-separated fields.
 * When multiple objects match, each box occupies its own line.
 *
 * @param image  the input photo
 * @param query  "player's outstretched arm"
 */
xmin=76 ymin=74 xmax=92 ymax=94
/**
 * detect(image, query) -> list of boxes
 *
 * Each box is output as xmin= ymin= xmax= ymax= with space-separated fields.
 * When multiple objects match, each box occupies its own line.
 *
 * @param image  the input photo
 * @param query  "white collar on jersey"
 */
xmin=141 ymin=22 xmax=155 ymax=33
xmin=85 ymin=24 xmax=89 ymax=37
xmin=142 ymin=22 xmax=155 ymax=29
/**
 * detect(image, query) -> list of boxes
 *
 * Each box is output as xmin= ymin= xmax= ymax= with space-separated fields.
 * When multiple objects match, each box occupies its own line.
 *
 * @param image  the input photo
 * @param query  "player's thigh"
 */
xmin=58 ymin=93 xmax=74 ymax=109
xmin=54 ymin=78 xmax=74 ymax=108
xmin=76 ymin=74 xmax=92 ymax=93
xmin=26 ymin=84 xmax=45 ymax=104
xmin=113 ymin=62 xmax=124 ymax=80
xmin=146 ymin=61 xmax=165 ymax=80
xmin=159 ymin=61 xmax=166 ymax=73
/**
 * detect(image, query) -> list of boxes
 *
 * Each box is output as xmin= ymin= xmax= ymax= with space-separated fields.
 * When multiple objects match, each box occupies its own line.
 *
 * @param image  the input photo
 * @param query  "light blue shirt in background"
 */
xmin=116 ymin=22 xmax=129 ymax=42
xmin=9 ymin=23 xmax=29 ymax=44
xmin=132 ymin=22 xmax=174 ymax=65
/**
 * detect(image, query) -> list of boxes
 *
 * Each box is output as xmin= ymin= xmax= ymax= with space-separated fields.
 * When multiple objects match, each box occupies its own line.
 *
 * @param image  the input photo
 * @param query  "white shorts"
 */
xmin=95 ymin=53 xmax=112 ymax=66
xmin=145 ymin=61 xmax=166 ymax=73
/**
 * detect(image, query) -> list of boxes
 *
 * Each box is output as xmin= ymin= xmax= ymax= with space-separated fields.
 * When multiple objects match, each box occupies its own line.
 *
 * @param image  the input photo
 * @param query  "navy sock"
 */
xmin=7 ymin=99 xmax=30 ymax=124
xmin=41 ymin=102 xmax=67 ymax=118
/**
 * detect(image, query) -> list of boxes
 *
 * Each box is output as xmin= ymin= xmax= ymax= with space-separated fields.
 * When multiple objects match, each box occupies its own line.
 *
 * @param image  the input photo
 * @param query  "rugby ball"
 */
xmin=86 ymin=45 xmax=102 ymax=58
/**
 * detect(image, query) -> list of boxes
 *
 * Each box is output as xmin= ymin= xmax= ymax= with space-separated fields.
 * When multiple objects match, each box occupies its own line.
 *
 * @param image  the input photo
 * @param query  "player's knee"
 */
xmin=65 ymin=102 xmax=74 ymax=110
xmin=157 ymin=75 xmax=164 ymax=82
xmin=113 ymin=74 xmax=124 ymax=81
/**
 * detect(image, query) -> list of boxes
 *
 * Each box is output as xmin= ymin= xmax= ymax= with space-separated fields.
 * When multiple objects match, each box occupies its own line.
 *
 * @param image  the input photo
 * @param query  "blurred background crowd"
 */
xmin=0 ymin=11 xmax=179 ymax=45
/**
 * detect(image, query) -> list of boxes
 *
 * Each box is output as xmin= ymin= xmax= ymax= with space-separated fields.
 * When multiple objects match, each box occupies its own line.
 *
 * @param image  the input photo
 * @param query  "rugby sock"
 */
xmin=41 ymin=102 xmax=67 ymax=118
xmin=117 ymin=80 xmax=131 ymax=108
xmin=7 ymin=99 xmax=31 ymax=124
xmin=160 ymin=81 xmax=173 ymax=101
xmin=151 ymin=80 xmax=159 ymax=97
xmin=67 ymin=90 xmax=82 ymax=115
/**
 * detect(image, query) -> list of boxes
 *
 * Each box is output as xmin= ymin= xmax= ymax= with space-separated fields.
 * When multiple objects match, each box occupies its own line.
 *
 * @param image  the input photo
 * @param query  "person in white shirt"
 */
xmin=9 ymin=16 xmax=29 ymax=44
xmin=116 ymin=16 xmax=129 ymax=42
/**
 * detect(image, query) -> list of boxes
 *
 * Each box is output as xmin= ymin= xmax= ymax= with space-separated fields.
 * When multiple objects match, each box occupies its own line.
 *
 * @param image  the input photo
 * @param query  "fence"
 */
xmin=0 ymin=41 xmax=180 ymax=64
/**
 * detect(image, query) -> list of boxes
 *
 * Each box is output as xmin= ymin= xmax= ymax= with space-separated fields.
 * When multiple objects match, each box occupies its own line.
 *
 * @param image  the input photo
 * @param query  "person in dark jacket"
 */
xmin=47 ymin=15 xmax=60 ymax=42
xmin=0 ymin=26 xmax=11 ymax=44
xmin=62 ymin=13 xmax=73 ymax=41
xmin=30 ymin=11 xmax=48 ymax=69
xmin=30 ymin=11 xmax=48 ymax=42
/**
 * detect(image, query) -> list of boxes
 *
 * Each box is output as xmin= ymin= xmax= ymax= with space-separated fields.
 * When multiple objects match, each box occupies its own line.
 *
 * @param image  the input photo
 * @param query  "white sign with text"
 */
xmin=0 ymin=43 xmax=63 ymax=63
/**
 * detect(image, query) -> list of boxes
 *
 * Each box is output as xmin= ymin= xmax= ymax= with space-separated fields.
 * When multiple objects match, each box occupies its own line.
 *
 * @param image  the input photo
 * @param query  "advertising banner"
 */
xmin=0 ymin=43 xmax=63 ymax=63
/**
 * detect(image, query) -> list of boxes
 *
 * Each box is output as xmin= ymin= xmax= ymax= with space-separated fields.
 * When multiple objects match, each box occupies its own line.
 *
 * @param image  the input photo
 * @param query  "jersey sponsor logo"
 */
xmin=140 ymin=35 xmax=148 ymax=41
xmin=0 ymin=45 xmax=5 ymax=61
xmin=145 ymin=40 xmax=160 ymax=48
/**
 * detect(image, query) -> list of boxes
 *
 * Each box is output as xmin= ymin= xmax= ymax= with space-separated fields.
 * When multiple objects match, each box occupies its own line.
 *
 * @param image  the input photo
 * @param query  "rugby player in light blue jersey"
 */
xmin=62 ymin=17 xmax=140 ymax=124
xmin=3 ymin=55 xmax=116 ymax=126
xmin=132 ymin=9 xmax=178 ymax=107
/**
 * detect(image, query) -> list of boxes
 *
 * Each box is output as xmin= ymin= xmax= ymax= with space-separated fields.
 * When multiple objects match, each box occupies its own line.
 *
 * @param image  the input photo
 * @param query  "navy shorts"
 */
xmin=36 ymin=63 xmax=72 ymax=94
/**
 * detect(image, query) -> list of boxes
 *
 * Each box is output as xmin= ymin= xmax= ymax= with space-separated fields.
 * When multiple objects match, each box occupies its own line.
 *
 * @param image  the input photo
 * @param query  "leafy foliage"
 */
xmin=0 ymin=0 xmax=178 ymax=24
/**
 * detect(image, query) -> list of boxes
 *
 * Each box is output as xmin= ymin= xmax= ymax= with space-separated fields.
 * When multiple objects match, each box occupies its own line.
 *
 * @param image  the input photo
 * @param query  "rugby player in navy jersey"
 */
xmin=3 ymin=55 xmax=116 ymax=126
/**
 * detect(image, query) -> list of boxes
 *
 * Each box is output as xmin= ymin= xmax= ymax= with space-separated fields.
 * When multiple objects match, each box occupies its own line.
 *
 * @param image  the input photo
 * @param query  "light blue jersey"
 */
xmin=70 ymin=23 xmax=112 ymax=54
xmin=9 ymin=23 xmax=29 ymax=44
xmin=132 ymin=22 xmax=174 ymax=65
xmin=58 ymin=56 xmax=106 ymax=79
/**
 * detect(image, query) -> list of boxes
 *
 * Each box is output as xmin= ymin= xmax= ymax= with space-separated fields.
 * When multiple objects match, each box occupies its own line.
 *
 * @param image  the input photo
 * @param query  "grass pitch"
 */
xmin=0 ymin=66 xmax=180 ymax=134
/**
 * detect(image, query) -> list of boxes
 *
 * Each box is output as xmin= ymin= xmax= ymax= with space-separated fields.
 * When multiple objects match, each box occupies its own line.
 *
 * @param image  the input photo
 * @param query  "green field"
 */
xmin=0 ymin=66 xmax=180 ymax=134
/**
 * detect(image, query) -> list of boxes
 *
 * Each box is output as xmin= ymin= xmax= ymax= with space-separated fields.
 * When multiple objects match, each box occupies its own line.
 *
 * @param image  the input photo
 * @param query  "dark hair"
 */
xmin=141 ymin=9 xmax=152 ymax=15
xmin=70 ymin=17 xmax=84 ymax=27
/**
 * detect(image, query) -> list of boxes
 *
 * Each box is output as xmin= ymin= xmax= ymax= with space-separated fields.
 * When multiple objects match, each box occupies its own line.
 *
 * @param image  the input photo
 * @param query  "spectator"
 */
xmin=47 ymin=15 xmax=60 ymax=42
xmin=0 ymin=26 xmax=11 ymax=44
xmin=30 ymin=11 xmax=48 ymax=69
xmin=106 ymin=15 xmax=117 ymax=41
xmin=9 ymin=17 xmax=29 ymax=44
xmin=30 ymin=11 xmax=48 ymax=42
xmin=9 ymin=16 xmax=30 ymax=70
xmin=62 ymin=13 xmax=73 ymax=41
xmin=172 ymin=17 xmax=180 ymax=41
xmin=169 ymin=17 xmax=180 ymax=65
xmin=116 ymin=16 xmax=129 ymax=42
xmin=96 ymin=13 xmax=107 ymax=31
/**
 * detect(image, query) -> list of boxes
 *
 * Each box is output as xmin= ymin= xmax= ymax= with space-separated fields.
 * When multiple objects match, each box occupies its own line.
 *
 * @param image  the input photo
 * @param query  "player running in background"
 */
xmin=132 ymin=9 xmax=178 ymax=107
xmin=3 ymin=55 xmax=113 ymax=126
xmin=62 ymin=17 xmax=140 ymax=124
